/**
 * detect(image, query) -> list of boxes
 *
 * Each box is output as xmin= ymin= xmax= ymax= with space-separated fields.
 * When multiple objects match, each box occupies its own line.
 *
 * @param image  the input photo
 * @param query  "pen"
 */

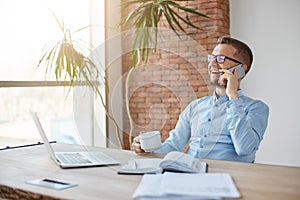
xmin=134 ymin=160 xmax=137 ymax=169
xmin=0 ymin=141 xmax=56 ymax=151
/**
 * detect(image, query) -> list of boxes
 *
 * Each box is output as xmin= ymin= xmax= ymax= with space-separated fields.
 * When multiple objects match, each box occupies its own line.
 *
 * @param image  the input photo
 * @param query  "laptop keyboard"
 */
xmin=57 ymin=153 xmax=92 ymax=164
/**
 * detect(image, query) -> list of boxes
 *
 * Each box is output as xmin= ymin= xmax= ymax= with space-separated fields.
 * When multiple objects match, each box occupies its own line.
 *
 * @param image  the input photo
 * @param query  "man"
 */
xmin=132 ymin=36 xmax=269 ymax=163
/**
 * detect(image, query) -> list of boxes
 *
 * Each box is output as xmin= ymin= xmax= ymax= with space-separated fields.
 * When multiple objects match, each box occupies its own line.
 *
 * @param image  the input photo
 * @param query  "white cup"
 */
xmin=139 ymin=131 xmax=161 ymax=152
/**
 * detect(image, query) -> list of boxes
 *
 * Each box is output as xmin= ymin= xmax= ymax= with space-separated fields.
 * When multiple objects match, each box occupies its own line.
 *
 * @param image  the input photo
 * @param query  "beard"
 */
xmin=208 ymin=63 xmax=224 ymax=88
xmin=208 ymin=72 xmax=221 ymax=87
xmin=209 ymin=75 xmax=218 ymax=85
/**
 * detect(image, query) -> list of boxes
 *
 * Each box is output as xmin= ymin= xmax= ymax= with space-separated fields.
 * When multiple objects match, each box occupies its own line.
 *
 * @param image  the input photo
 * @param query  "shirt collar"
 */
xmin=213 ymin=90 xmax=243 ymax=102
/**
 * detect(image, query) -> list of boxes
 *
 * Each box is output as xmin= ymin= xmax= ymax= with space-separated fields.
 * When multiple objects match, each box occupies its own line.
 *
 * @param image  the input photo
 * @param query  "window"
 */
xmin=0 ymin=0 xmax=105 ymax=149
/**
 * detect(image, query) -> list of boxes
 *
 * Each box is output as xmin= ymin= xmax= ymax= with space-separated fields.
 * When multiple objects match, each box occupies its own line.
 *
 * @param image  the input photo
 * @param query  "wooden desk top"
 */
xmin=0 ymin=143 xmax=299 ymax=200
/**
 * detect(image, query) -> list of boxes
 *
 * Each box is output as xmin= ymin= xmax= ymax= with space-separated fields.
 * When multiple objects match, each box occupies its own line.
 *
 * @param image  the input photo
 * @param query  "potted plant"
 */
xmin=120 ymin=0 xmax=208 ymax=148
xmin=38 ymin=14 xmax=124 ymax=149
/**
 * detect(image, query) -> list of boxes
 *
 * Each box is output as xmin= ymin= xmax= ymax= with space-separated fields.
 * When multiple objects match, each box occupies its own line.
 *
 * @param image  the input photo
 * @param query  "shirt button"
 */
xmin=200 ymin=145 xmax=204 ymax=148
xmin=208 ymin=118 xmax=211 ymax=122
xmin=204 ymin=134 xmax=207 ymax=137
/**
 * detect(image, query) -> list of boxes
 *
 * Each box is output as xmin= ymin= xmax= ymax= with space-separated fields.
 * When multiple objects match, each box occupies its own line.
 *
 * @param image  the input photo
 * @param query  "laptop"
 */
xmin=30 ymin=110 xmax=119 ymax=168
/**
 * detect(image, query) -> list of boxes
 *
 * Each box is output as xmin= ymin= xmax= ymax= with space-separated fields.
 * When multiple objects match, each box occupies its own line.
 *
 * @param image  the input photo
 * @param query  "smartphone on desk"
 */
xmin=227 ymin=64 xmax=245 ymax=79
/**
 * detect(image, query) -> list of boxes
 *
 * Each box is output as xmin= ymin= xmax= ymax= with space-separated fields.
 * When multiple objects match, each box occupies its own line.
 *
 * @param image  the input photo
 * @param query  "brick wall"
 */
xmin=121 ymin=0 xmax=229 ymax=149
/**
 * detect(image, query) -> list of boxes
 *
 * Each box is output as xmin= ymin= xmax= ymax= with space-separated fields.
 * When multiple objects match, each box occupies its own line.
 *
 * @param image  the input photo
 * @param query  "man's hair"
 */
xmin=217 ymin=36 xmax=253 ymax=73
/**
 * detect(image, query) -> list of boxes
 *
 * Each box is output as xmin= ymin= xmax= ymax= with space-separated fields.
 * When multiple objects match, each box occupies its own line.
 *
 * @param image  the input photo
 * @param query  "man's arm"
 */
xmin=226 ymin=98 xmax=269 ymax=156
xmin=154 ymin=104 xmax=193 ymax=154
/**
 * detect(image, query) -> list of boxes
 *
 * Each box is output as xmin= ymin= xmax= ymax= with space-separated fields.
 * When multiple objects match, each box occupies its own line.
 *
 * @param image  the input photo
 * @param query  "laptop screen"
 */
xmin=30 ymin=110 xmax=59 ymax=165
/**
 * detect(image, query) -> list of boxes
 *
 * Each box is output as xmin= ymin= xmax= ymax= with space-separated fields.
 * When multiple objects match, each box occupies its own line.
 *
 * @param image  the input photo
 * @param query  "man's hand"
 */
xmin=218 ymin=68 xmax=239 ymax=99
xmin=132 ymin=136 xmax=145 ymax=154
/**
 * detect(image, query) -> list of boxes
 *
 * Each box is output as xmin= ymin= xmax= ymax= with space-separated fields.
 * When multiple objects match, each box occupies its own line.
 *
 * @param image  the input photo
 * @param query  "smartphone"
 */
xmin=25 ymin=179 xmax=78 ymax=190
xmin=227 ymin=64 xmax=245 ymax=79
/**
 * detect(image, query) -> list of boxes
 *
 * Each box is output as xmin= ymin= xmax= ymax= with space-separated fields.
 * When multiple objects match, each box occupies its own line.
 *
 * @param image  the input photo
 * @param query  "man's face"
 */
xmin=208 ymin=44 xmax=241 ymax=86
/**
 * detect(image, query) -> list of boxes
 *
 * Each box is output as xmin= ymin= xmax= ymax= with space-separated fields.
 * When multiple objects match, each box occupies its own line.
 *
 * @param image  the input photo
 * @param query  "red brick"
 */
xmin=121 ymin=0 xmax=229 ymax=149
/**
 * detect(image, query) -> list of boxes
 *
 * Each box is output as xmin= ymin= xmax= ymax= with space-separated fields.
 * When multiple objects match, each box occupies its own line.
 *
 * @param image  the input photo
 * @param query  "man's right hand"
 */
xmin=132 ymin=136 xmax=145 ymax=154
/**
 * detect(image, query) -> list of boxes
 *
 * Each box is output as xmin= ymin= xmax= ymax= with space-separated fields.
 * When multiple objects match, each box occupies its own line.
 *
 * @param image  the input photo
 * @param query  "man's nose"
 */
xmin=216 ymin=64 xmax=222 ymax=69
xmin=208 ymin=63 xmax=220 ymax=71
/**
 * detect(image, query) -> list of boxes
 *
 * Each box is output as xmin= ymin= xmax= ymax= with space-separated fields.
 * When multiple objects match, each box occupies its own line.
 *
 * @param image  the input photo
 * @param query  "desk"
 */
xmin=0 ymin=143 xmax=299 ymax=200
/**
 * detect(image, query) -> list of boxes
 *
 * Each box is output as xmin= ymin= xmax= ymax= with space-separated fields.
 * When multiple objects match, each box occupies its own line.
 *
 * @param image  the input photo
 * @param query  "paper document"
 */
xmin=132 ymin=172 xmax=240 ymax=200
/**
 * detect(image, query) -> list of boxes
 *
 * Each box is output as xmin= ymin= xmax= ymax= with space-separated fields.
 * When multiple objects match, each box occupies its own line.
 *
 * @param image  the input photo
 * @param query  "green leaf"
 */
xmin=121 ymin=0 xmax=209 ymax=68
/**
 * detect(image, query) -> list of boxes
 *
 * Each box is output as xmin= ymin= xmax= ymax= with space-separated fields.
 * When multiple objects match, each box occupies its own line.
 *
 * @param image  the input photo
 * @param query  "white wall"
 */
xmin=230 ymin=0 xmax=300 ymax=167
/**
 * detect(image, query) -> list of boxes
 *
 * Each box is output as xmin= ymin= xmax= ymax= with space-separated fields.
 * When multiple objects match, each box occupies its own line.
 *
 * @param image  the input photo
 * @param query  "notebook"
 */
xmin=30 ymin=110 xmax=119 ymax=168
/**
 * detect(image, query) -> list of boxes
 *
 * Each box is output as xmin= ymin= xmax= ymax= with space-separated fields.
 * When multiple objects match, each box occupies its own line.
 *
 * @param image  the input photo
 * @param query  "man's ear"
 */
xmin=243 ymin=64 xmax=249 ymax=74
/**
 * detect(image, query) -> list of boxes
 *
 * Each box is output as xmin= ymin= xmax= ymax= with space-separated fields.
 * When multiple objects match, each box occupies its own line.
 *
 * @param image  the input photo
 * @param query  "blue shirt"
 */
xmin=154 ymin=90 xmax=269 ymax=163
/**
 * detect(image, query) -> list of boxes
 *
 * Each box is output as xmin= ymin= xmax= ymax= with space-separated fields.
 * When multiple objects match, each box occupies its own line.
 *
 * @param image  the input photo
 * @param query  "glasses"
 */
xmin=207 ymin=54 xmax=242 ymax=64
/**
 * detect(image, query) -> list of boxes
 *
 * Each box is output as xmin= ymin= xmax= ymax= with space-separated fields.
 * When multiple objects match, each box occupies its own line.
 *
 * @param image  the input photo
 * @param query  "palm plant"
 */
xmin=121 ymin=0 xmax=208 ymax=67
xmin=121 ymin=0 xmax=208 ymax=148
xmin=38 ymin=15 xmax=123 ymax=149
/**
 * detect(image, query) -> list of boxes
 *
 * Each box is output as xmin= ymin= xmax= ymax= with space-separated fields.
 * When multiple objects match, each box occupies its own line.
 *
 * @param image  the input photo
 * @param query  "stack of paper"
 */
xmin=132 ymin=172 xmax=240 ymax=200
